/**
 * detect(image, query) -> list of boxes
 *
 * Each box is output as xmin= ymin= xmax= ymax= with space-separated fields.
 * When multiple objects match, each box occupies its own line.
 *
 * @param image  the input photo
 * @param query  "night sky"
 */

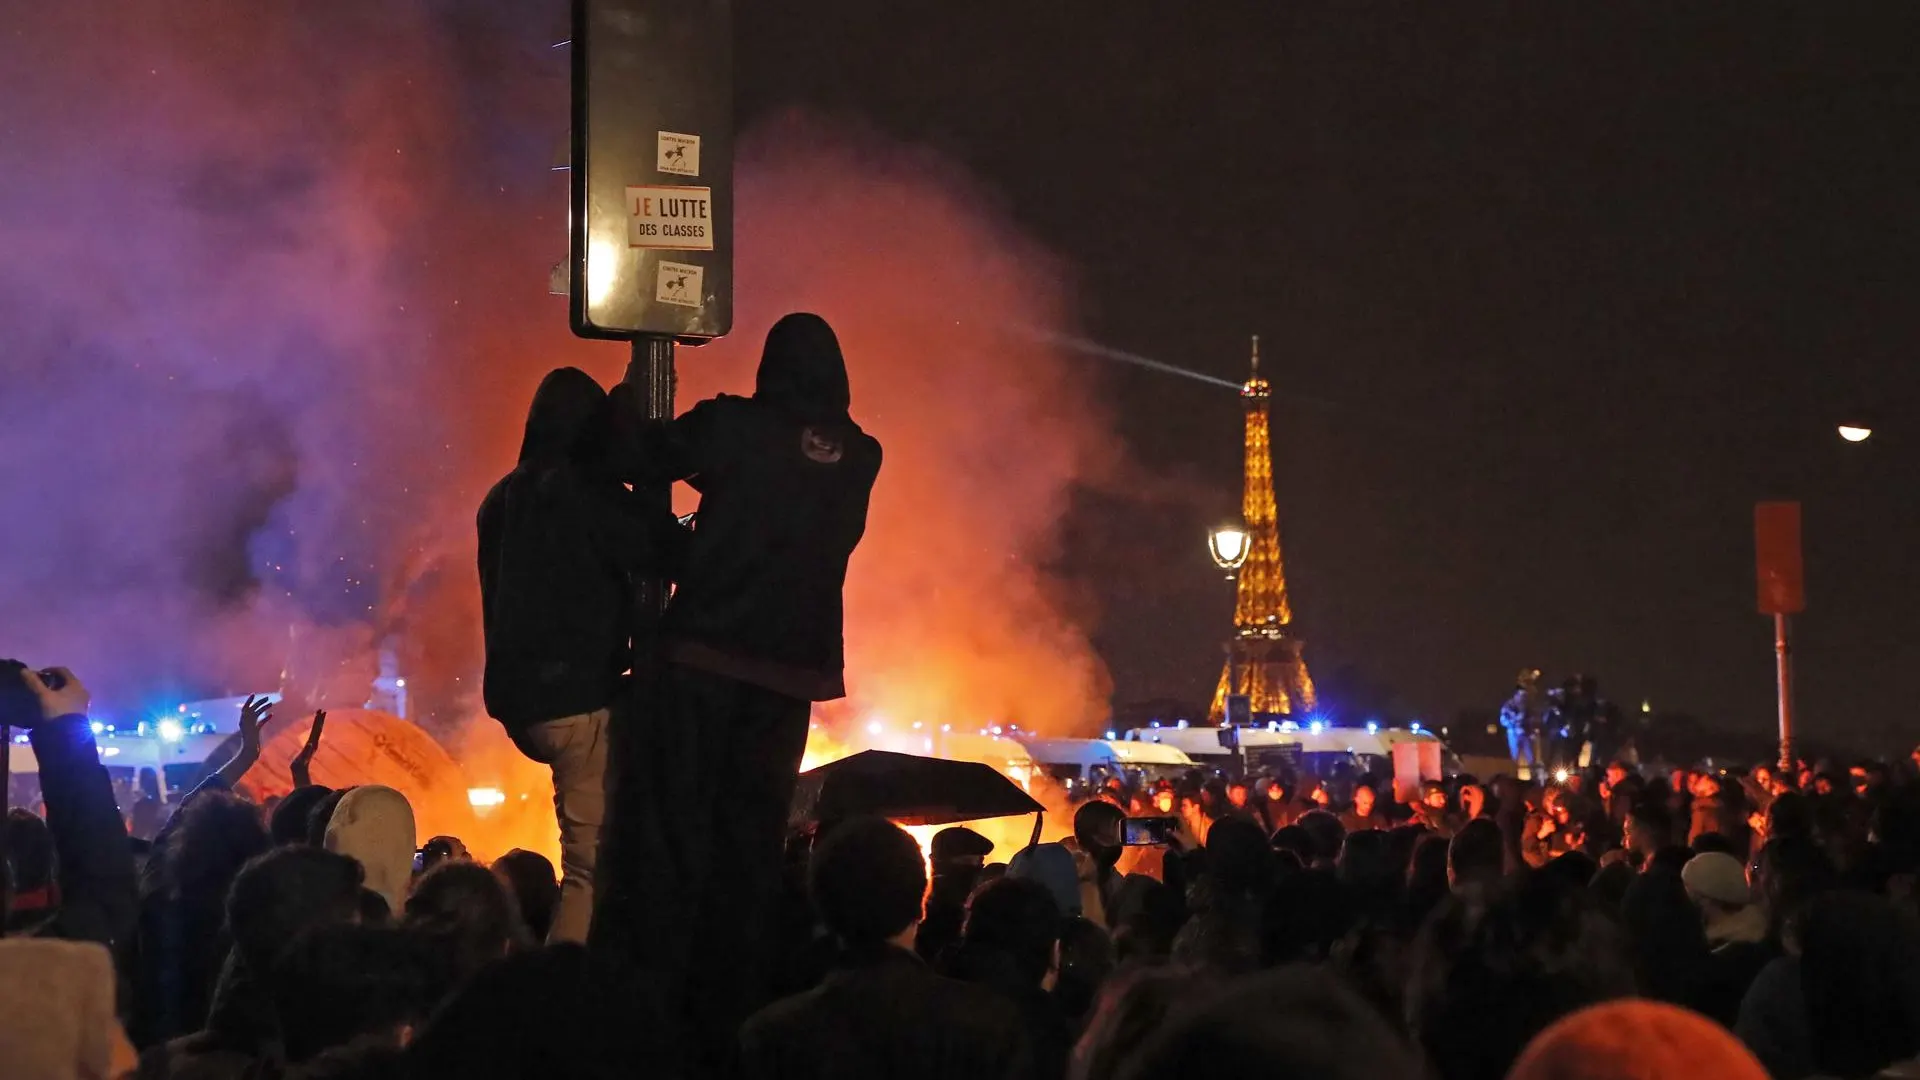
xmin=739 ymin=4 xmax=1920 ymax=752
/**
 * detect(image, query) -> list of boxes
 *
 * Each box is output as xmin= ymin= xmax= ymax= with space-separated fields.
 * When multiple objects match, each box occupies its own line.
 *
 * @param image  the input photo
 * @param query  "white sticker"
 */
xmin=657 ymin=131 xmax=700 ymax=177
xmin=626 ymin=185 xmax=713 ymax=250
xmin=655 ymin=260 xmax=704 ymax=308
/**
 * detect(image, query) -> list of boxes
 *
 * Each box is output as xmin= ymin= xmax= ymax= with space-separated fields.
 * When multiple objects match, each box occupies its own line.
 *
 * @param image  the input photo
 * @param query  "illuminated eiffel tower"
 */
xmin=1208 ymin=336 xmax=1316 ymax=723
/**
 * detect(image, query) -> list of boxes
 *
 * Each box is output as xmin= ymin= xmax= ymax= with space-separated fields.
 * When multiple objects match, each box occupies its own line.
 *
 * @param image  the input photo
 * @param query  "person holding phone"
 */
xmin=0 ymin=664 xmax=137 ymax=951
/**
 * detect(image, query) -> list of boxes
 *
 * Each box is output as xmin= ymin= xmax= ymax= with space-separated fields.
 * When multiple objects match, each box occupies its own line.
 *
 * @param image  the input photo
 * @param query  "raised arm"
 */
xmin=20 ymin=668 xmax=138 ymax=949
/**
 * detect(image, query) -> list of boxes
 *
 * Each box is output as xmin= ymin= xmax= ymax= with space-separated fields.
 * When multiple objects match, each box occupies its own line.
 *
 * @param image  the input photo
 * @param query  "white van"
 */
xmin=1016 ymin=736 xmax=1197 ymax=793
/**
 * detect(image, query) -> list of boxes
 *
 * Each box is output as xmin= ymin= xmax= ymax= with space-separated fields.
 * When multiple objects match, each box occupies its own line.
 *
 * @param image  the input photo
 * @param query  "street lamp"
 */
xmin=1208 ymin=525 xmax=1250 ymax=578
xmin=1838 ymin=424 xmax=1873 ymax=443
xmin=1209 ymin=525 xmax=1252 ymax=727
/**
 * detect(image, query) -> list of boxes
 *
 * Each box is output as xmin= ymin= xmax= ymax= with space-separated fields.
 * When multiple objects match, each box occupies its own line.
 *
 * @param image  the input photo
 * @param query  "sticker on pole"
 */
xmin=657 ymin=131 xmax=700 ymax=177
xmin=626 ymin=185 xmax=713 ymax=250
xmin=654 ymin=260 xmax=704 ymax=308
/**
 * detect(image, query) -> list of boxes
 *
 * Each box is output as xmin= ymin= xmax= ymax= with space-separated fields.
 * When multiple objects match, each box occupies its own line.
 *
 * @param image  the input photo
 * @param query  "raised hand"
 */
xmin=238 ymin=695 xmax=275 ymax=749
xmin=213 ymin=695 xmax=275 ymax=789
xmin=291 ymin=710 xmax=326 ymax=788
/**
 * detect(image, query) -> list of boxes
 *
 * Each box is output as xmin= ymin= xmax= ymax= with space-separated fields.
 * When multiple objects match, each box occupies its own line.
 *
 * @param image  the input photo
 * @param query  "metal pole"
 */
xmin=1775 ymin=611 xmax=1794 ymax=772
xmin=623 ymin=335 xmax=676 ymax=619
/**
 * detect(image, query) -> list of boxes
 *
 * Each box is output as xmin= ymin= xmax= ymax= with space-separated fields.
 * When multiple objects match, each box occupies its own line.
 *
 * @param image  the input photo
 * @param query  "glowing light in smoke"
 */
xmin=466 ymin=787 xmax=506 ymax=808
xmin=1554 ymin=768 xmax=1570 ymax=783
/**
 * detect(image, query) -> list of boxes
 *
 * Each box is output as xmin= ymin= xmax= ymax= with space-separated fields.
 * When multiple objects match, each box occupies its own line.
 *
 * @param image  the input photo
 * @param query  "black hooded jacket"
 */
xmin=615 ymin=313 xmax=881 ymax=701
xmin=478 ymin=367 xmax=685 ymax=730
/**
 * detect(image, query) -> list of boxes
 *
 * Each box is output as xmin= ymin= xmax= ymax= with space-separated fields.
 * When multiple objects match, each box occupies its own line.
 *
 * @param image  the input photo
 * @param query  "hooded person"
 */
xmin=478 ymin=366 xmax=687 ymax=945
xmin=598 ymin=313 xmax=881 ymax=1076
xmin=322 ymin=786 xmax=417 ymax=914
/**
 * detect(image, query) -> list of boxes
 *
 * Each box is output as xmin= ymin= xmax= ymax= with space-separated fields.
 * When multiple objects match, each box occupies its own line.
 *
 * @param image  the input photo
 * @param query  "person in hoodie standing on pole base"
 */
xmin=599 ymin=312 xmax=881 ymax=1074
xmin=478 ymin=366 xmax=685 ymax=945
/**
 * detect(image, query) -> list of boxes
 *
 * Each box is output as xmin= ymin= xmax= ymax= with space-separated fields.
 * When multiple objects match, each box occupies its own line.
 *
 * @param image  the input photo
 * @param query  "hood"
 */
xmin=1007 ymin=842 xmax=1081 ymax=916
xmin=0 ymin=938 xmax=121 ymax=1080
xmin=322 ymin=785 xmax=417 ymax=914
xmin=517 ymin=367 xmax=607 ymax=465
xmin=753 ymin=313 xmax=851 ymax=421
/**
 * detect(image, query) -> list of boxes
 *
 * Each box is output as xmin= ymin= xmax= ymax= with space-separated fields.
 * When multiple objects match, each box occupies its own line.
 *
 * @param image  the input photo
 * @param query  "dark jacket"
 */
xmin=25 ymin=716 xmax=138 ymax=949
xmin=739 ymin=946 xmax=1031 ymax=1080
xmin=618 ymin=314 xmax=882 ymax=701
xmin=479 ymin=367 xmax=685 ymax=730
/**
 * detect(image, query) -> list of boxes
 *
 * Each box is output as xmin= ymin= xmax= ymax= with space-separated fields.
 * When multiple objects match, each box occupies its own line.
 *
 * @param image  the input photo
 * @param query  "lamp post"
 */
xmin=1208 ymin=526 xmax=1250 ymax=579
xmin=1209 ymin=526 xmax=1251 ymax=727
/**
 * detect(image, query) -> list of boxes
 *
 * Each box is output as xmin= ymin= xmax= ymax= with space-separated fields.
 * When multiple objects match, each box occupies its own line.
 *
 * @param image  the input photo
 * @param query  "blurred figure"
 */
xmin=269 ymin=924 xmax=435 ymax=1069
xmin=1682 ymin=851 xmax=1774 ymax=1027
xmin=738 ymin=818 xmax=1029 ymax=1080
xmin=1070 ymin=801 xmax=1128 ymax=925
xmin=1739 ymin=892 xmax=1920 ymax=1080
xmin=1509 ymin=1000 xmax=1767 ymax=1080
xmin=140 ymin=846 xmax=367 ymax=1077
xmin=916 ymin=826 xmax=994 ymax=963
xmin=129 ymin=788 xmax=270 ymax=1046
xmin=492 ymin=849 xmax=561 ymax=945
xmin=1407 ymin=874 xmax=1635 ymax=1080
xmin=1071 ymin=967 xmax=1223 ymax=1080
xmin=1111 ymin=965 xmax=1425 ymax=1080
xmin=404 ymin=861 xmax=532 ymax=1006
xmin=479 ymin=366 xmax=685 ymax=945
xmin=1339 ymin=782 xmax=1384 ymax=833
xmin=1414 ymin=782 xmax=1461 ymax=837
xmin=416 ymin=835 xmax=470 ymax=875
xmin=945 ymin=876 xmax=1070 ymax=1078
xmin=1624 ymin=803 xmax=1675 ymax=870
xmin=268 ymin=785 xmax=334 ymax=848
xmin=602 ymin=313 xmax=881 ymax=1072
xmin=1448 ymin=819 xmax=1506 ymax=893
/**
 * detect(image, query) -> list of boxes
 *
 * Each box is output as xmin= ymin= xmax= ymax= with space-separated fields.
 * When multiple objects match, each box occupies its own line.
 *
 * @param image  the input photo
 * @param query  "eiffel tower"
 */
xmin=1208 ymin=336 xmax=1316 ymax=723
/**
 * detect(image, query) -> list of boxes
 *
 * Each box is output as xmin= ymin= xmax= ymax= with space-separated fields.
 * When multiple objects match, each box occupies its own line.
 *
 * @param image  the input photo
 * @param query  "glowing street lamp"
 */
xmin=1837 ymin=424 xmax=1873 ymax=443
xmin=1208 ymin=525 xmax=1250 ymax=578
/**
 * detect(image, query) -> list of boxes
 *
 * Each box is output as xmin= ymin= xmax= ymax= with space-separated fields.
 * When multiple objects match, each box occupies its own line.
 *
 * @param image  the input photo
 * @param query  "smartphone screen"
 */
xmin=1122 ymin=816 xmax=1178 ymax=846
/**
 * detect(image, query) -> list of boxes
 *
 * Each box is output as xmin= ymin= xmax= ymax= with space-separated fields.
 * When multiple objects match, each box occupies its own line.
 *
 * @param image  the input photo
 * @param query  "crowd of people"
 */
xmin=11 ymin=641 xmax=1920 ymax=1079
xmin=7 ymin=309 xmax=1920 ymax=1079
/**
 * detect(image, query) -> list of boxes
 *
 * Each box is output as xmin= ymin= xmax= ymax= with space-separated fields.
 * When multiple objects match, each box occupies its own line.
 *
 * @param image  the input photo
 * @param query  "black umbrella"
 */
xmin=791 ymin=749 xmax=1044 ymax=828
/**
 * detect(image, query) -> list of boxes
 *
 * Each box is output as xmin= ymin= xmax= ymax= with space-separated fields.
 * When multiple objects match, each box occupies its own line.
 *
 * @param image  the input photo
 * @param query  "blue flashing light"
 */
xmin=1309 ymin=720 xmax=1326 ymax=734
xmin=1150 ymin=720 xmax=1161 ymax=728
xmin=1409 ymin=721 xmax=1423 ymax=733
xmin=1366 ymin=721 xmax=1379 ymax=734
xmin=1104 ymin=730 xmax=1116 ymax=740
xmin=90 ymin=721 xmax=105 ymax=735
xmin=157 ymin=719 xmax=185 ymax=743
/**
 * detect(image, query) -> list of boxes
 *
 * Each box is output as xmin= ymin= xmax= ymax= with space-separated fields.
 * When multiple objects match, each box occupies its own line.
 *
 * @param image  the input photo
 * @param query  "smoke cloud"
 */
xmin=0 ymin=4 xmax=1116 ymax=744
